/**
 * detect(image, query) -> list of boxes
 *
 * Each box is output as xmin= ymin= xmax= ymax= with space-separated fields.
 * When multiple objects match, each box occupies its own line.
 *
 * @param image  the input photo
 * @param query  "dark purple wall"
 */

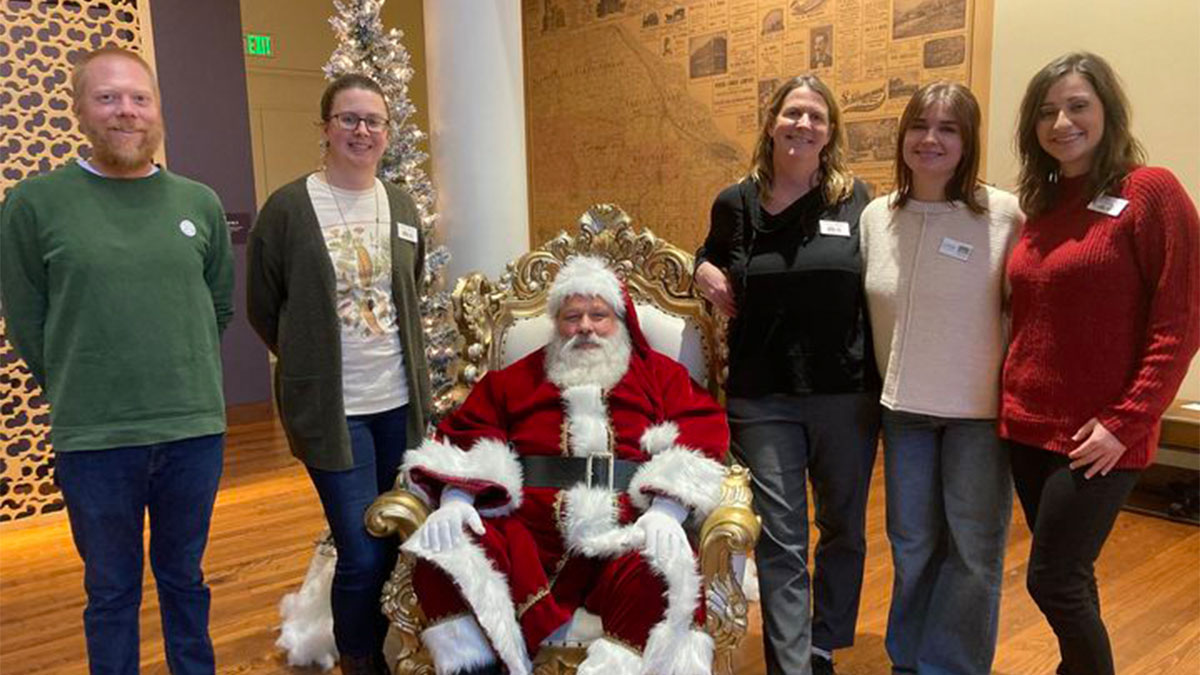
xmin=150 ymin=0 xmax=269 ymax=407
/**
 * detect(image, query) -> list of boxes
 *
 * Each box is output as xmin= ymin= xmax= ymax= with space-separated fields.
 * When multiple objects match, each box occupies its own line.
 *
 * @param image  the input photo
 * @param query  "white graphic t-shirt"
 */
xmin=307 ymin=173 xmax=409 ymax=415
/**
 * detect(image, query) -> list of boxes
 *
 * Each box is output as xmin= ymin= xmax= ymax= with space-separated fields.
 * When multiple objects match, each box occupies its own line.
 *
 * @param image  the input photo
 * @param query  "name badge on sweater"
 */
xmin=938 ymin=236 xmax=973 ymax=262
xmin=397 ymin=223 xmax=419 ymax=243
xmin=1087 ymin=195 xmax=1129 ymax=217
xmin=819 ymin=219 xmax=851 ymax=237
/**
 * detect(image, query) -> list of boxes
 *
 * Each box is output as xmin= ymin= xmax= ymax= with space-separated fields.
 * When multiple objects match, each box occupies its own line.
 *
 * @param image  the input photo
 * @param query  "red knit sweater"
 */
xmin=1000 ymin=167 xmax=1200 ymax=469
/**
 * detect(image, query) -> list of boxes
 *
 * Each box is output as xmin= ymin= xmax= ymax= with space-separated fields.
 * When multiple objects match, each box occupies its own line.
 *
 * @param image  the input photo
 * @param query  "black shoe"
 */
xmin=812 ymin=654 xmax=836 ymax=675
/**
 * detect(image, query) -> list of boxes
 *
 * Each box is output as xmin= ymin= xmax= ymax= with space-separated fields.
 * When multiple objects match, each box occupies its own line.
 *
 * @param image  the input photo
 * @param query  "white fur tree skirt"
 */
xmin=276 ymin=533 xmax=339 ymax=670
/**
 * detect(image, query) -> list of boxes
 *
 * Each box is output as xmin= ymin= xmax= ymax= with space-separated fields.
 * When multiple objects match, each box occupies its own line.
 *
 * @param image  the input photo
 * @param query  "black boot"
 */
xmin=811 ymin=654 xmax=837 ymax=675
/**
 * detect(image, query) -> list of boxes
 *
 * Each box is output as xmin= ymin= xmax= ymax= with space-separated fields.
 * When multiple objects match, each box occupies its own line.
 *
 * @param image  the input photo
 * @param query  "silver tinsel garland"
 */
xmin=325 ymin=0 xmax=457 ymax=418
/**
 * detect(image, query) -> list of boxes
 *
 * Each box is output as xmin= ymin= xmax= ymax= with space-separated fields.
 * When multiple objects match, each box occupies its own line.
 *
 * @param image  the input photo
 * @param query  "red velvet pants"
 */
xmin=412 ymin=513 xmax=669 ymax=656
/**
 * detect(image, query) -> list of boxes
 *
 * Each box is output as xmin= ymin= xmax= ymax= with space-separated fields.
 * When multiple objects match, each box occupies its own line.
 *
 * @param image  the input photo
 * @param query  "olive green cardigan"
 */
xmin=246 ymin=174 xmax=432 ymax=471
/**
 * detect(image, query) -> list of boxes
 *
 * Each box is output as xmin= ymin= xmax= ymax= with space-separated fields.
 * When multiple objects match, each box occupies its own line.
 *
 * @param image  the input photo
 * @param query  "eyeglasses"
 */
xmin=329 ymin=112 xmax=389 ymax=132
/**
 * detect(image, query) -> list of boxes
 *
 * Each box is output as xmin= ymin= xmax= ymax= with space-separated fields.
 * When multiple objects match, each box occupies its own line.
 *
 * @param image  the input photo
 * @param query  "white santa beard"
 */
xmin=545 ymin=323 xmax=632 ymax=390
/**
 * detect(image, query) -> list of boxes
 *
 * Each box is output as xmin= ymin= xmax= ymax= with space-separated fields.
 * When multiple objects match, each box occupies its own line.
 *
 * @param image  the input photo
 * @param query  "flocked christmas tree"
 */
xmin=325 ymin=0 xmax=458 ymax=418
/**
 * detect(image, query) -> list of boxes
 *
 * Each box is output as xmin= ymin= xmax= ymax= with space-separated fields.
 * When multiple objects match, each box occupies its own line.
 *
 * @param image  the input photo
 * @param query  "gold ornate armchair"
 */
xmin=366 ymin=206 xmax=759 ymax=675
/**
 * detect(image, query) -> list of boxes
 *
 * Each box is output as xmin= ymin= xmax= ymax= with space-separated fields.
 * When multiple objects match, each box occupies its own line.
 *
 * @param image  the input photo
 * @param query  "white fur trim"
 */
xmin=559 ymin=484 xmax=644 ymax=557
xmin=639 ymin=422 xmax=680 ymax=455
xmin=402 ymin=437 xmax=524 ymax=515
xmin=576 ymin=637 xmax=642 ymax=675
xmin=643 ymin=627 xmax=714 ymax=675
xmin=548 ymin=255 xmax=625 ymax=319
xmin=421 ymin=615 xmax=497 ymax=674
xmin=636 ymin=531 xmax=710 ymax=675
xmin=275 ymin=541 xmax=338 ymax=670
xmin=562 ymin=385 xmax=610 ymax=457
xmin=402 ymin=532 xmax=532 ymax=675
xmin=628 ymin=447 xmax=725 ymax=522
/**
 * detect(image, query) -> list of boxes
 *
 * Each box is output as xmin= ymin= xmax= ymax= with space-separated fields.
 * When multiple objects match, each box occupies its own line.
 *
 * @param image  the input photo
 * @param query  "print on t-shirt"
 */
xmin=323 ymin=219 xmax=396 ymax=338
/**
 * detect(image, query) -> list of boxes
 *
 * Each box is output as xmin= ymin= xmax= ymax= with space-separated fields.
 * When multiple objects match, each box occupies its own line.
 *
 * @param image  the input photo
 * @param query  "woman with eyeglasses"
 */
xmin=246 ymin=73 xmax=432 ymax=675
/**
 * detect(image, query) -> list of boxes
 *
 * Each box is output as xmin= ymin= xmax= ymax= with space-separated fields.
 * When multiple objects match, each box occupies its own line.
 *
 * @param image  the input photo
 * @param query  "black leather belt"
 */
xmin=520 ymin=454 xmax=639 ymax=490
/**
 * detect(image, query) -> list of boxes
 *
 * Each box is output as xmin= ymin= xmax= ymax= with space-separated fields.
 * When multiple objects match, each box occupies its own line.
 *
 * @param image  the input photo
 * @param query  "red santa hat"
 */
xmin=547 ymin=255 xmax=651 ymax=356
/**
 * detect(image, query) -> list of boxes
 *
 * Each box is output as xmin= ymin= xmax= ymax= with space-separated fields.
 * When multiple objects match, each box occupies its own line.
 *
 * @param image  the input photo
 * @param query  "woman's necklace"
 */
xmin=323 ymin=170 xmax=381 ymax=228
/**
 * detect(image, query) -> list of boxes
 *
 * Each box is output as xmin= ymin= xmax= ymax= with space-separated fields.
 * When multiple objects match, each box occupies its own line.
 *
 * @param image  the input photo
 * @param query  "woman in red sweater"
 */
xmin=1003 ymin=51 xmax=1199 ymax=675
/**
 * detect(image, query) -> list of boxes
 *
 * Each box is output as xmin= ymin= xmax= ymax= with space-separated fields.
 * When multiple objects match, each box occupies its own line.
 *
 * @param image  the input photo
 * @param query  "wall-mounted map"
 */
xmin=523 ymin=0 xmax=981 ymax=251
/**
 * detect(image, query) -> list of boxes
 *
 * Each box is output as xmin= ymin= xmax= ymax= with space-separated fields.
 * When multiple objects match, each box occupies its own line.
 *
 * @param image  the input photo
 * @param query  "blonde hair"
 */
xmin=749 ymin=75 xmax=854 ymax=205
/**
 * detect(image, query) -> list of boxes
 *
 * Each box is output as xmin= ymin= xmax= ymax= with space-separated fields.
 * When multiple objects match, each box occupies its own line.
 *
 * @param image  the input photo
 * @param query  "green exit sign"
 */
xmin=246 ymin=33 xmax=273 ymax=57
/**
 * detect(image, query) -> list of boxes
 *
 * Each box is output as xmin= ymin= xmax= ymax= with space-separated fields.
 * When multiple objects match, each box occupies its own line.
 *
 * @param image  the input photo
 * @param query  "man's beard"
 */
xmin=545 ymin=323 xmax=633 ymax=390
xmin=82 ymin=120 xmax=163 ymax=173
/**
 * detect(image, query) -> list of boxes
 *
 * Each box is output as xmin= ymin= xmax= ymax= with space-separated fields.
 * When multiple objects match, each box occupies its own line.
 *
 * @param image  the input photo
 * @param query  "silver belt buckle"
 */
xmin=585 ymin=452 xmax=615 ymax=490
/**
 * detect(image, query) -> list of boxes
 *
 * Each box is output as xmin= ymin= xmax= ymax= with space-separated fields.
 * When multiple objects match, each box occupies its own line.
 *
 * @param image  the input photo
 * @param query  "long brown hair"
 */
xmin=749 ymin=75 xmax=854 ymax=205
xmin=1016 ymin=52 xmax=1146 ymax=216
xmin=892 ymin=82 xmax=984 ymax=214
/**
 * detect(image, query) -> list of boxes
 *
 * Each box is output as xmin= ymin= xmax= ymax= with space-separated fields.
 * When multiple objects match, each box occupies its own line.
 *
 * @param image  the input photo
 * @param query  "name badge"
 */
xmin=1087 ymin=195 xmax=1129 ymax=217
xmin=938 ymin=236 xmax=973 ymax=262
xmin=819 ymin=219 xmax=851 ymax=237
xmin=397 ymin=222 xmax=419 ymax=243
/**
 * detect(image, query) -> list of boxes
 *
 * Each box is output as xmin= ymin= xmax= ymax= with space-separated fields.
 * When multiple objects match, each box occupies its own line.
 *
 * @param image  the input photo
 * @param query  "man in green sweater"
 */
xmin=0 ymin=47 xmax=233 ymax=674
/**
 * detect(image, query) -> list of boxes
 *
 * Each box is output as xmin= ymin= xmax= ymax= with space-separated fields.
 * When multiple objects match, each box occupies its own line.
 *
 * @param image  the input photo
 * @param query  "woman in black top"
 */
xmin=696 ymin=75 xmax=880 ymax=675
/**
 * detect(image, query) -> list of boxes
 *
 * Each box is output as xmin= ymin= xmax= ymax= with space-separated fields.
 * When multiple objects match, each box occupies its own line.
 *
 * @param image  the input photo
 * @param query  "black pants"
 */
xmin=729 ymin=392 xmax=881 ymax=675
xmin=1010 ymin=442 xmax=1140 ymax=675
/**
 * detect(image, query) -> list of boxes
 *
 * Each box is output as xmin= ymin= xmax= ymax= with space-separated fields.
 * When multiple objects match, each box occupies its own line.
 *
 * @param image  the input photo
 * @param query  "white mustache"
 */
xmin=565 ymin=334 xmax=603 ymax=350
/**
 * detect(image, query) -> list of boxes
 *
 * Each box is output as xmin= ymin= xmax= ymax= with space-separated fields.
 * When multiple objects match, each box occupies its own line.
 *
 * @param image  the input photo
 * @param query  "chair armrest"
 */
xmin=366 ymin=489 xmax=435 ymax=675
xmin=365 ymin=489 xmax=432 ymax=540
xmin=698 ymin=464 xmax=760 ymax=675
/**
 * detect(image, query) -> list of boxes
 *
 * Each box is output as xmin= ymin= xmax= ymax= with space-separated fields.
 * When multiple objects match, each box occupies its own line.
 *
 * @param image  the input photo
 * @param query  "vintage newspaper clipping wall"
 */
xmin=523 ymin=0 xmax=979 ymax=250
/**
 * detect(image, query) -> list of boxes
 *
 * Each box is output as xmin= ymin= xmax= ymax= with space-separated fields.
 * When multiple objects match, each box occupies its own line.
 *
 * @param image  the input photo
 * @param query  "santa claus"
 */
xmin=401 ymin=255 xmax=730 ymax=675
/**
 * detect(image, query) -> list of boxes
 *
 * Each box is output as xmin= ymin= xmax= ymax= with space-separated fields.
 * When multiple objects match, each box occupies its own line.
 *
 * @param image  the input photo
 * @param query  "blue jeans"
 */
xmin=54 ymin=433 xmax=225 ymax=675
xmin=306 ymin=405 xmax=408 ymax=658
xmin=882 ymin=409 xmax=1011 ymax=675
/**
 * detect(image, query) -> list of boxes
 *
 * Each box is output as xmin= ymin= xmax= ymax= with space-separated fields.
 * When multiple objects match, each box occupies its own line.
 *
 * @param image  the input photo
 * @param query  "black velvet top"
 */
xmin=697 ymin=178 xmax=879 ymax=397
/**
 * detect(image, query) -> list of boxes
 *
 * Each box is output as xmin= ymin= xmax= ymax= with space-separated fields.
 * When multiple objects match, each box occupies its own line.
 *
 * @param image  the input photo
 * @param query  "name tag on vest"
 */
xmin=397 ymin=223 xmax=419 ymax=243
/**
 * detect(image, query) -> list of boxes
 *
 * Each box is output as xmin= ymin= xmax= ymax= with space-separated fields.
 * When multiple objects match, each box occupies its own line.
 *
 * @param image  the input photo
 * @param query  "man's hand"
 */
xmin=636 ymin=496 xmax=691 ymax=561
xmin=420 ymin=487 xmax=485 ymax=552
xmin=1068 ymin=418 xmax=1127 ymax=479
xmin=695 ymin=261 xmax=737 ymax=318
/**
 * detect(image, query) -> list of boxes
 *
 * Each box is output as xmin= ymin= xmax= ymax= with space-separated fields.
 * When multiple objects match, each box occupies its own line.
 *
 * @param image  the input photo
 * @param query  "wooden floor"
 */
xmin=1 ymin=419 xmax=1197 ymax=674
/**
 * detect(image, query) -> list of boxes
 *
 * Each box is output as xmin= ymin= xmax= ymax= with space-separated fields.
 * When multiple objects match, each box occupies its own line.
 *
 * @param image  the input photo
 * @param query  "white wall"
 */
xmin=986 ymin=0 xmax=1200 ymax=402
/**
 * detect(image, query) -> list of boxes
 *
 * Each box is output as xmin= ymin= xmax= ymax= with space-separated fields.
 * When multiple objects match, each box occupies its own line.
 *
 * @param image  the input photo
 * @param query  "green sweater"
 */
xmin=1 ymin=162 xmax=233 ymax=451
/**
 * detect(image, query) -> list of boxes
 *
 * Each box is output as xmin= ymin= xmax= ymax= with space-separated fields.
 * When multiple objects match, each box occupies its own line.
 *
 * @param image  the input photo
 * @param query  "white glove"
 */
xmin=420 ymin=487 xmax=485 ymax=553
xmin=635 ymin=496 xmax=691 ymax=561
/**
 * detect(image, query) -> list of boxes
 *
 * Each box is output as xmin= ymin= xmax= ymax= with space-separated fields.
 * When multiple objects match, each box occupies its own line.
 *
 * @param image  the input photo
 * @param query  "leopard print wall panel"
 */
xmin=1 ymin=0 xmax=150 ymax=521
